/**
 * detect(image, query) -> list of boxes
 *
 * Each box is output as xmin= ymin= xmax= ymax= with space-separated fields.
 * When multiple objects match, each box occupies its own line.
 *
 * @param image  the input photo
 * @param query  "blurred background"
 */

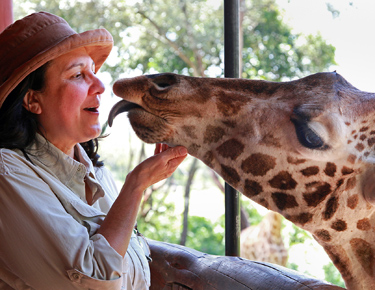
xmin=13 ymin=1 xmax=375 ymax=287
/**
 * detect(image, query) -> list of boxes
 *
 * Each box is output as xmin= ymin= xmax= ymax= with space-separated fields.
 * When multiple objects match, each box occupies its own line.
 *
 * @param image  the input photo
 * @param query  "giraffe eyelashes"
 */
xmin=291 ymin=118 xmax=327 ymax=150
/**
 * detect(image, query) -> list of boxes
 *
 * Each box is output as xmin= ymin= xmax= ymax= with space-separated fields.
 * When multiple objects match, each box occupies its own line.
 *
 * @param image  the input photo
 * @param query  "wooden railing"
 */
xmin=148 ymin=240 xmax=346 ymax=290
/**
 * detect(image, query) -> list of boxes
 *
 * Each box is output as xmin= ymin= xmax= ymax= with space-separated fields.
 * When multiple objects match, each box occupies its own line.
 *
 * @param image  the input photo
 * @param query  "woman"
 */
xmin=0 ymin=12 xmax=187 ymax=289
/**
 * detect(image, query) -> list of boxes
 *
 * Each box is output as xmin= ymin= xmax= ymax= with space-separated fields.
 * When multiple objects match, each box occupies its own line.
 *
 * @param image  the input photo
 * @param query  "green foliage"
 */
xmin=241 ymin=0 xmax=336 ymax=80
xmin=14 ymin=0 xmax=335 ymax=80
xmin=287 ymin=262 xmax=299 ymax=271
xmin=323 ymin=262 xmax=346 ymax=287
xmin=241 ymin=198 xmax=264 ymax=226
xmin=136 ymin=189 xmax=181 ymax=245
xmin=185 ymin=216 xmax=225 ymax=255
xmin=289 ymin=223 xmax=312 ymax=246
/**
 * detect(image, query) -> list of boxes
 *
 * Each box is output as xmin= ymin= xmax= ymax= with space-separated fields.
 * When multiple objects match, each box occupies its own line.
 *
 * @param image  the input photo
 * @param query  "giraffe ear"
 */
xmin=361 ymin=167 xmax=375 ymax=205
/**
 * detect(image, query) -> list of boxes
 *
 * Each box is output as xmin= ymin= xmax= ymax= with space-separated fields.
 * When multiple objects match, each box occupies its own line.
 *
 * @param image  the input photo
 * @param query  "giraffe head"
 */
xmin=109 ymin=72 xmax=375 ymax=289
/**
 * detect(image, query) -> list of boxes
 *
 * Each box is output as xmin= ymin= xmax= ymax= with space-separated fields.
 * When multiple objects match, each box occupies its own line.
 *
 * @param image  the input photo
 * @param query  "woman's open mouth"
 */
xmin=84 ymin=106 xmax=99 ymax=113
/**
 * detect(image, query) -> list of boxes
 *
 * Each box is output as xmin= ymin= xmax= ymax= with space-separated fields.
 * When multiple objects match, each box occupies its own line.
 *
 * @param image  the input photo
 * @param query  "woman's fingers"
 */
xmin=154 ymin=143 xmax=162 ymax=154
xmin=162 ymin=143 xmax=169 ymax=152
xmin=154 ymin=143 xmax=170 ymax=155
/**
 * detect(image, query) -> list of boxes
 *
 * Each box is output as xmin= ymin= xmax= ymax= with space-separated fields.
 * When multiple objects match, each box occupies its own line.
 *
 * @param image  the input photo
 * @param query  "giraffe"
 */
xmin=240 ymin=211 xmax=288 ymax=266
xmin=108 ymin=71 xmax=375 ymax=290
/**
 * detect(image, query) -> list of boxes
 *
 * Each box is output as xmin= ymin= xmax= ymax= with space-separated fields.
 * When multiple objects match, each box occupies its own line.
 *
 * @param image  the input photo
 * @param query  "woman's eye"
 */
xmin=73 ymin=72 xmax=82 ymax=79
xmin=291 ymin=119 xmax=325 ymax=149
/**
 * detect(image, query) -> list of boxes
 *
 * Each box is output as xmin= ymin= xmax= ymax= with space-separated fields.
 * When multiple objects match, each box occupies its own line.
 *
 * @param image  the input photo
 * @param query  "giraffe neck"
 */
xmin=182 ymin=134 xmax=375 ymax=289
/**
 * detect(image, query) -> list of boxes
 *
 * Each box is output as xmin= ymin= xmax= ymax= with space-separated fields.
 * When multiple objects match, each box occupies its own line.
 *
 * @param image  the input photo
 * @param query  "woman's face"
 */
xmin=32 ymin=47 xmax=105 ymax=155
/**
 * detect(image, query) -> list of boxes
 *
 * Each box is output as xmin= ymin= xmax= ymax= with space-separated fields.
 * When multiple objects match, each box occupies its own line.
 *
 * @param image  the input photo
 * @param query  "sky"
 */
xmin=277 ymin=0 xmax=375 ymax=92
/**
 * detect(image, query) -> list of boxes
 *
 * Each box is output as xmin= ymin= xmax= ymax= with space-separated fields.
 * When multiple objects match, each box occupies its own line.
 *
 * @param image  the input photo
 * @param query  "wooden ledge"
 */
xmin=148 ymin=239 xmax=346 ymax=290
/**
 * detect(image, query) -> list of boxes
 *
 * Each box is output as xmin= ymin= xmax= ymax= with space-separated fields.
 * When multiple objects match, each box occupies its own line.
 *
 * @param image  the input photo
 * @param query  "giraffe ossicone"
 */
xmin=109 ymin=72 xmax=375 ymax=290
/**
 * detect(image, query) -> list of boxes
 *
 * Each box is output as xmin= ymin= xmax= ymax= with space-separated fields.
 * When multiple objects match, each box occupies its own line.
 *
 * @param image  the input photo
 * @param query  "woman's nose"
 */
xmin=90 ymin=74 xmax=105 ymax=95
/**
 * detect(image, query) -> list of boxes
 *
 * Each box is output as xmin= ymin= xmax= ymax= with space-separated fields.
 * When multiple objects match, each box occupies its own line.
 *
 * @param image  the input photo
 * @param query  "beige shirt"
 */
xmin=0 ymin=135 xmax=151 ymax=289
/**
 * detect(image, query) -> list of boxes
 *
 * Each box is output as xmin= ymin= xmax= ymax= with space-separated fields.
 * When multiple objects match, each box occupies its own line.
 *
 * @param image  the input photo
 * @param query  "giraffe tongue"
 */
xmin=108 ymin=100 xmax=141 ymax=127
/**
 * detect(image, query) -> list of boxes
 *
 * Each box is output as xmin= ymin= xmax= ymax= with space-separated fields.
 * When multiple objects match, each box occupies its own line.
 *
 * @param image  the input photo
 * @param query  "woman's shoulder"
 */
xmin=0 ymin=148 xmax=31 ymax=175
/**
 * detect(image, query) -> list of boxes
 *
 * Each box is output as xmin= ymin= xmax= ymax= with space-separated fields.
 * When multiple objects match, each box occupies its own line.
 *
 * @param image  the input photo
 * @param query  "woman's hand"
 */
xmin=127 ymin=144 xmax=188 ymax=192
xmin=98 ymin=144 xmax=188 ymax=257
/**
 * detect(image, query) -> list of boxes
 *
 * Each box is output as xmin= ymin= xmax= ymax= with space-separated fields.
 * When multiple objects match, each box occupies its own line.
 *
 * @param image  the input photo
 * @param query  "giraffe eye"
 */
xmin=291 ymin=119 xmax=325 ymax=149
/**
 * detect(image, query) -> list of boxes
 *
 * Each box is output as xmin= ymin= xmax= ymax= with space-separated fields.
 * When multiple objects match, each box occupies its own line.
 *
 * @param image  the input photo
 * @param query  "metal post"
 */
xmin=0 ymin=0 xmax=13 ymax=33
xmin=224 ymin=0 xmax=240 ymax=257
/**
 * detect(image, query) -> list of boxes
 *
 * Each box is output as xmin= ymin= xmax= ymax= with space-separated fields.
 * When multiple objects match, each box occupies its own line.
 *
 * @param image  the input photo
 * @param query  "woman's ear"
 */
xmin=23 ymin=90 xmax=42 ymax=114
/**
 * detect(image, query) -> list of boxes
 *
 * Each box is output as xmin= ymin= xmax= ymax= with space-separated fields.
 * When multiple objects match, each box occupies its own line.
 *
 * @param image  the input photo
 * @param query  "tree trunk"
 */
xmin=180 ymin=158 xmax=199 ymax=245
xmin=239 ymin=0 xmax=245 ymax=74
xmin=210 ymin=170 xmax=250 ymax=230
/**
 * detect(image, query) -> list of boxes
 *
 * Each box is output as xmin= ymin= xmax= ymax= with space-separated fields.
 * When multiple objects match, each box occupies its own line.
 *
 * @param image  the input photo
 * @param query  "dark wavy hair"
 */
xmin=0 ymin=63 xmax=104 ymax=167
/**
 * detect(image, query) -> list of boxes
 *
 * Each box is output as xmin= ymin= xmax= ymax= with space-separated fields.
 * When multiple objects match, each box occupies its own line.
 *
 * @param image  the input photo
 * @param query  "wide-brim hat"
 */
xmin=0 ymin=11 xmax=113 ymax=108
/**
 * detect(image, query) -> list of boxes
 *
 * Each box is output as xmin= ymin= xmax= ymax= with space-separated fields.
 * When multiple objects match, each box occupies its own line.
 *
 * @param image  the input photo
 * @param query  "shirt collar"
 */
xmin=26 ymin=134 xmax=105 ymax=203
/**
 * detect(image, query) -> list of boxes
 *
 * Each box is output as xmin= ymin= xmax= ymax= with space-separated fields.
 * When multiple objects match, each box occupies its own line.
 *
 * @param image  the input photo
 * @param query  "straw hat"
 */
xmin=0 ymin=11 xmax=113 ymax=108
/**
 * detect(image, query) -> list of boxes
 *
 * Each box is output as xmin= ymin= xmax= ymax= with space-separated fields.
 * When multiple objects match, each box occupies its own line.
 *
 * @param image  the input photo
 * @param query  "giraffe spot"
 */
xmin=342 ymin=166 xmax=354 ymax=175
xmin=203 ymin=151 xmax=214 ymax=168
xmin=258 ymin=198 xmax=269 ymax=209
xmin=368 ymin=137 xmax=375 ymax=147
xmin=269 ymin=171 xmax=297 ymax=190
xmin=325 ymin=245 xmax=353 ymax=280
xmin=336 ymin=179 xmax=344 ymax=188
xmin=300 ymin=166 xmax=319 ymax=177
xmin=323 ymin=196 xmax=339 ymax=220
xmin=189 ymin=85 xmax=212 ymax=104
xmin=216 ymin=139 xmax=244 ymax=161
xmin=360 ymin=126 xmax=369 ymax=132
xmin=353 ymin=134 xmax=358 ymax=139
xmin=303 ymin=181 xmax=331 ymax=207
xmin=287 ymin=156 xmax=306 ymax=165
xmin=350 ymin=238 xmax=375 ymax=277
xmin=188 ymin=144 xmax=200 ymax=156
xmin=220 ymin=164 xmax=240 ymax=187
xmin=285 ymin=212 xmax=313 ymax=226
xmin=260 ymin=134 xmax=281 ymax=148
xmin=351 ymin=130 xmax=356 ymax=134
xmin=331 ymin=219 xmax=347 ymax=232
xmin=241 ymin=153 xmax=276 ymax=176
xmin=324 ymin=162 xmax=336 ymax=177
xmin=357 ymin=218 xmax=372 ymax=231
xmin=360 ymin=134 xmax=367 ymax=141
xmin=315 ymin=229 xmax=331 ymax=242
xmin=355 ymin=143 xmax=365 ymax=152
xmin=221 ymin=119 xmax=236 ymax=128
xmin=347 ymin=140 xmax=352 ymax=144
xmin=364 ymin=152 xmax=370 ymax=157
xmin=203 ymin=125 xmax=225 ymax=144
xmin=347 ymin=194 xmax=359 ymax=209
xmin=271 ymin=192 xmax=298 ymax=211
xmin=217 ymin=92 xmax=248 ymax=117
xmin=347 ymin=154 xmax=357 ymax=164
xmin=346 ymin=177 xmax=357 ymax=191
xmin=370 ymin=130 xmax=375 ymax=135
xmin=345 ymin=122 xmax=351 ymax=126
xmin=182 ymin=125 xmax=198 ymax=140
xmin=244 ymin=179 xmax=263 ymax=198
